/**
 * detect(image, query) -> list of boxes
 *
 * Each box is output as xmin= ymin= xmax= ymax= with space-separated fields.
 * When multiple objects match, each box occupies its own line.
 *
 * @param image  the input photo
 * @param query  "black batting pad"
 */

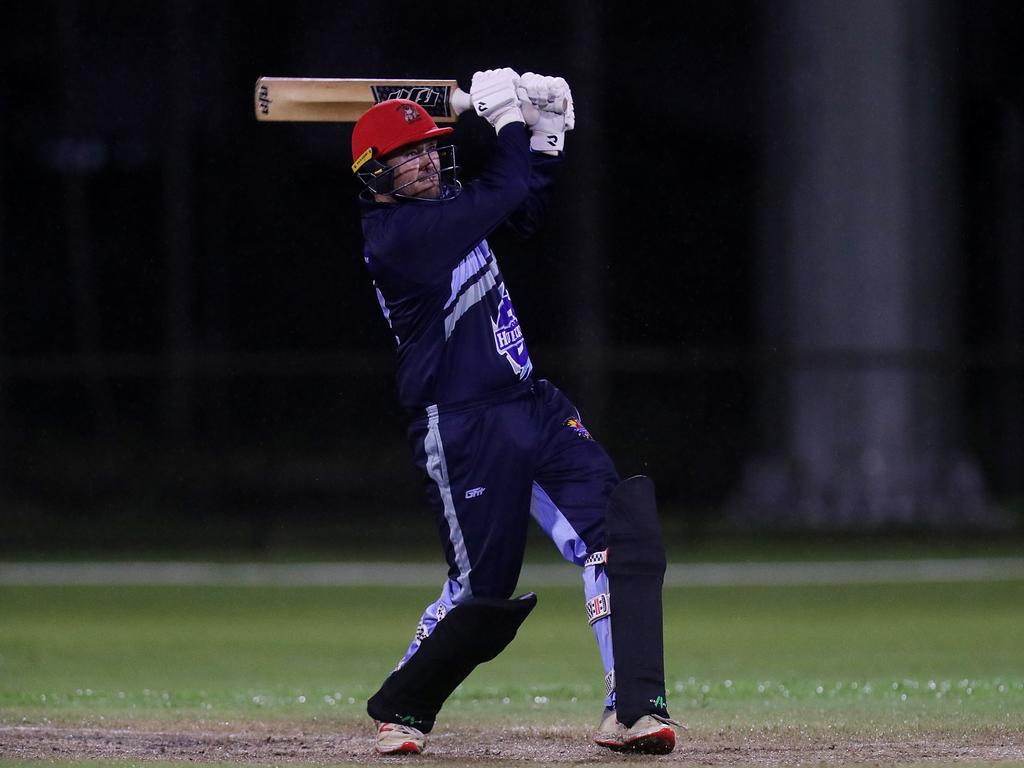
xmin=367 ymin=592 xmax=537 ymax=732
xmin=605 ymin=475 xmax=671 ymax=727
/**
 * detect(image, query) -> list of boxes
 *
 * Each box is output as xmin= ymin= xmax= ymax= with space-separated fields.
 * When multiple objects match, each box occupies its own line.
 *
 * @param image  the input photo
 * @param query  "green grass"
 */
xmin=2 ymin=580 xmax=1023 ymax=735
xmin=8 ymin=528 xmax=1024 ymax=564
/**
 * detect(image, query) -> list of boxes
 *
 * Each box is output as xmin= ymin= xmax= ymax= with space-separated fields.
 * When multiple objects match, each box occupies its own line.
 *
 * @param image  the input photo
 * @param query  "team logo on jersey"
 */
xmin=492 ymin=283 xmax=531 ymax=377
xmin=436 ymin=603 xmax=447 ymax=621
xmin=564 ymin=417 xmax=593 ymax=440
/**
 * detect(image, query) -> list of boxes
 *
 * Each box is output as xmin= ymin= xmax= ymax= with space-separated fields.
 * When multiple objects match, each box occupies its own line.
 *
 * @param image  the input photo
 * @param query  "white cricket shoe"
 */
xmin=594 ymin=708 xmax=680 ymax=754
xmin=594 ymin=707 xmax=626 ymax=748
xmin=374 ymin=721 xmax=426 ymax=755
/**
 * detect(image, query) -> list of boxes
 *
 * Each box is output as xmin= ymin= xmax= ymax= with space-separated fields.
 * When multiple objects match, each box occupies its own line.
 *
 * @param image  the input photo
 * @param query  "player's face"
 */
xmin=386 ymin=140 xmax=441 ymax=199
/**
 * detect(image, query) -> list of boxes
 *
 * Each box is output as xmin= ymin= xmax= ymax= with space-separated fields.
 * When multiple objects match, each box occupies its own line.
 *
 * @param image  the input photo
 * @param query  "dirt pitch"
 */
xmin=2 ymin=721 xmax=1023 ymax=765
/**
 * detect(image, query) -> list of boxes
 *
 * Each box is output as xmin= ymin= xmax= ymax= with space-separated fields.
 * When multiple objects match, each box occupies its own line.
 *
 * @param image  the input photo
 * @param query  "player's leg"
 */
xmin=527 ymin=380 xmax=617 ymax=699
xmin=528 ymin=481 xmax=616 ymax=702
xmin=370 ymin=591 xmax=537 ymax=752
xmin=530 ymin=379 xmax=678 ymax=752
xmin=368 ymin=397 xmax=537 ymax=747
xmin=601 ymin=474 xmax=680 ymax=752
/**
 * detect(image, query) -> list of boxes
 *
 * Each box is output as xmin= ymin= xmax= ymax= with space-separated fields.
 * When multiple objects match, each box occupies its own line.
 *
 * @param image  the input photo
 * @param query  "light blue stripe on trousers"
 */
xmin=397 ymin=405 xmax=475 ymax=667
xmin=530 ymin=481 xmax=616 ymax=709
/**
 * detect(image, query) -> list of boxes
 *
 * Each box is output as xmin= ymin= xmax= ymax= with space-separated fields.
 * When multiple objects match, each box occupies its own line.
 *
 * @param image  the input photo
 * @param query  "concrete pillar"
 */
xmin=995 ymin=107 xmax=1024 ymax=496
xmin=0 ymin=48 xmax=6 ymax=499
xmin=733 ymin=0 xmax=996 ymax=528
xmin=568 ymin=0 xmax=610 ymax=431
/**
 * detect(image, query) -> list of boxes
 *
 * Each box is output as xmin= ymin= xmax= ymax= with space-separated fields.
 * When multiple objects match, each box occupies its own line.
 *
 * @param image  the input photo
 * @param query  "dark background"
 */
xmin=1 ymin=1 xmax=1021 ymax=553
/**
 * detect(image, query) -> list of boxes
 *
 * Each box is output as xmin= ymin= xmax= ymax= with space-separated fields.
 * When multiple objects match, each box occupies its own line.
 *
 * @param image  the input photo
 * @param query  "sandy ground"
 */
xmin=2 ymin=721 xmax=1023 ymax=765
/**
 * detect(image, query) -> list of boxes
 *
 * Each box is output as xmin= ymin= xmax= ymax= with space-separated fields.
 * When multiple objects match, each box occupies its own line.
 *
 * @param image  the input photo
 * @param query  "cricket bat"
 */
xmin=254 ymin=77 xmax=473 ymax=123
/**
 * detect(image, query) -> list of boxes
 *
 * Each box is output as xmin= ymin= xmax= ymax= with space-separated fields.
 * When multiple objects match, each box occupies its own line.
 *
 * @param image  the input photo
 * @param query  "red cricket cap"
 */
xmin=351 ymin=99 xmax=454 ymax=170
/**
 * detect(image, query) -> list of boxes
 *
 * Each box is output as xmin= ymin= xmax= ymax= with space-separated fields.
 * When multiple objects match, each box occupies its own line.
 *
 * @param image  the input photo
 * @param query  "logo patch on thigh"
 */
xmin=564 ymin=417 xmax=593 ymax=440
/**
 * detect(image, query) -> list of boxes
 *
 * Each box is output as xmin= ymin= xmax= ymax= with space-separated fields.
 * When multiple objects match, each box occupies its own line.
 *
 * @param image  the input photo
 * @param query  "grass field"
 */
xmin=2 ymin=571 xmax=1023 ymax=764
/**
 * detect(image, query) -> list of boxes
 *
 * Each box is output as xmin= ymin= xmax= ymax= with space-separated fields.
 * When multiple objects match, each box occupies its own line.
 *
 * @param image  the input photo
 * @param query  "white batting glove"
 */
xmin=519 ymin=73 xmax=574 ymax=152
xmin=517 ymin=85 xmax=541 ymax=127
xmin=470 ymin=68 xmax=524 ymax=134
xmin=519 ymin=72 xmax=569 ymax=114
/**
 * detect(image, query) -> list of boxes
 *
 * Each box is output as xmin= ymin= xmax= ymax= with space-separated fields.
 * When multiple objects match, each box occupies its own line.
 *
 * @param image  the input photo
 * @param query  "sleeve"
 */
xmin=368 ymin=123 xmax=532 ymax=286
xmin=502 ymin=150 xmax=565 ymax=240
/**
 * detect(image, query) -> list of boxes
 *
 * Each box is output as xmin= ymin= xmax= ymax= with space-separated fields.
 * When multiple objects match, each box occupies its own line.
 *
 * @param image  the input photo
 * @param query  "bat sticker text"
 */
xmin=372 ymin=85 xmax=452 ymax=118
xmin=257 ymin=85 xmax=272 ymax=114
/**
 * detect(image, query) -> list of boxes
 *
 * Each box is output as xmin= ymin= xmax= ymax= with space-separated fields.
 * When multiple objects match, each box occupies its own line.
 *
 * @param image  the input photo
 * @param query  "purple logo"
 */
xmin=492 ymin=284 xmax=531 ymax=377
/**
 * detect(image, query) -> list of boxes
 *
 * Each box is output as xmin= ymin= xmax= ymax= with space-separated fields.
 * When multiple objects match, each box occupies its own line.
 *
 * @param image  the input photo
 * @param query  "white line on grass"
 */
xmin=1 ymin=558 xmax=1023 ymax=587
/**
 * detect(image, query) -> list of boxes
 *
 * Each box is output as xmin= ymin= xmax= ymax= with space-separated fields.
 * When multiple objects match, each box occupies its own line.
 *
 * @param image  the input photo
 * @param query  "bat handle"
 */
xmin=451 ymin=88 xmax=473 ymax=116
xmin=449 ymin=87 xmax=547 ymax=120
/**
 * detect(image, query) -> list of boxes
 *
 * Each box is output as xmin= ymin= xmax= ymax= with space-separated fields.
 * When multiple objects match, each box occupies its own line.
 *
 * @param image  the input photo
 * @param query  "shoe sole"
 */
xmin=375 ymin=741 xmax=423 ymax=755
xmin=606 ymin=726 xmax=676 ymax=755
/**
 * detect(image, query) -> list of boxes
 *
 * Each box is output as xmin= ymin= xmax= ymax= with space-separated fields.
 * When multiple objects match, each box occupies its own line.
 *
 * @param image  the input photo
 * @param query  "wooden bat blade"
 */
xmin=254 ymin=77 xmax=467 ymax=123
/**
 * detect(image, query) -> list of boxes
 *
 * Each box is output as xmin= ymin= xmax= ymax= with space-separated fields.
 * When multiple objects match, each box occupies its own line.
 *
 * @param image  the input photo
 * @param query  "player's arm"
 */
xmin=504 ymin=73 xmax=574 ymax=239
xmin=503 ymin=150 xmax=564 ymax=240
xmin=369 ymin=122 xmax=531 ymax=283
xmin=369 ymin=70 xmax=534 ymax=284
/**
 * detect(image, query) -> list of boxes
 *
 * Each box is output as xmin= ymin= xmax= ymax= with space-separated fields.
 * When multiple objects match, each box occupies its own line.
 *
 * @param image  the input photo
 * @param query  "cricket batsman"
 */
xmin=350 ymin=67 xmax=680 ymax=755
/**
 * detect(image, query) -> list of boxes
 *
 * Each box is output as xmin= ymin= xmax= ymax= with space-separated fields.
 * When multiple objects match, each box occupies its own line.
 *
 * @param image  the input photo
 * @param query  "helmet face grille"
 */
xmin=357 ymin=143 xmax=460 ymax=201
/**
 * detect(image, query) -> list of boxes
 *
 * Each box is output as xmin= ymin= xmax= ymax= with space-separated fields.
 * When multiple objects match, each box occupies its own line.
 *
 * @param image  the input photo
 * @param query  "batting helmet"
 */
xmin=351 ymin=99 xmax=458 ymax=199
xmin=351 ymin=99 xmax=453 ymax=169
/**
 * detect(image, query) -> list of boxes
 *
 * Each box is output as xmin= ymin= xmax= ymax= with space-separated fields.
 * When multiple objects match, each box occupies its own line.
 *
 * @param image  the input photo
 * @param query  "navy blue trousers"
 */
xmin=399 ymin=378 xmax=620 ymax=705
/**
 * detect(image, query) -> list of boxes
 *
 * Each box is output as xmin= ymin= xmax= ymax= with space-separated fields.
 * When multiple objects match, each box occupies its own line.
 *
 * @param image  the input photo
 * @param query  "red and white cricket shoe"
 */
xmin=594 ymin=708 xmax=681 ymax=754
xmin=374 ymin=721 xmax=426 ymax=755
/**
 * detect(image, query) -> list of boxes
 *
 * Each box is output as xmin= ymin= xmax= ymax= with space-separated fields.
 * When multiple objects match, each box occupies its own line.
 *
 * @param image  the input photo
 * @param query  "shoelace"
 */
xmin=381 ymin=723 xmax=421 ymax=737
xmin=649 ymin=713 xmax=686 ymax=730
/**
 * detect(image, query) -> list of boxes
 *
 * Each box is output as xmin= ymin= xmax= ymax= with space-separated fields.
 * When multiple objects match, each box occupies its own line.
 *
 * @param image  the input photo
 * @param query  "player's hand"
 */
xmin=519 ymin=73 xmax=570 ymax=115
xmin=519 ymin=73 xmax=574 ymax=152
xmin=470 ymin=68 xmax=524 ymax=134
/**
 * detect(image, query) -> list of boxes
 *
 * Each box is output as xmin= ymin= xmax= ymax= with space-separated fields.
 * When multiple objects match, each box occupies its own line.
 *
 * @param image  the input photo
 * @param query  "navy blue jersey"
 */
xmin=359 ymin=123 xmax=563 ymax=412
